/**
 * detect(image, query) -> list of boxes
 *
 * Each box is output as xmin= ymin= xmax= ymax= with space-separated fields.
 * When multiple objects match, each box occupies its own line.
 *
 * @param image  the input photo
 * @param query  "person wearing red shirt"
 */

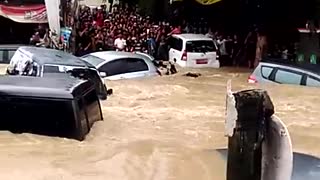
xmin=168 ymin=25 xmax=182 ymax=36
xmin=96 ymin=7 xmax=104 ymax=27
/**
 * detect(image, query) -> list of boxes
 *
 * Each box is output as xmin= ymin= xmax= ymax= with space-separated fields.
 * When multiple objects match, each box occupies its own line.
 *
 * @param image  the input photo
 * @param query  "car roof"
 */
xmin=89 ymin=51 xmax=153 ymax=63
xmin=0 ymin=75 xmax=91 ymax=99
xmin=260 ymin=58 xmax=320 ymax=75
xmin=17 ymin=46 xmax=94 ymax=68
xmin=0 ymin=44 xmax=26 ymax=50
xmin=172 ymin=33 xmax=213 ymax=41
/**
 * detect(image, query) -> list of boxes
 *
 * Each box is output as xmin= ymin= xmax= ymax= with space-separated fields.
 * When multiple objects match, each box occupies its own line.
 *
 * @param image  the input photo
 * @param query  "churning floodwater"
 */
xmin=0 ymin=65 xmax=319 ymax=180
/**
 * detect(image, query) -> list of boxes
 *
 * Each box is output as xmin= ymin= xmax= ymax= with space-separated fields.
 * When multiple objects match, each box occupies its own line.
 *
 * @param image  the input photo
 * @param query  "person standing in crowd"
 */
xmin=95 ymin=7 xmax=105 ymax=27
xmin=114 ymin=34 xmax=126 ymax=51
xmin=183 ymin=22 xmax=192 ymax=33
xmin=281 ymin=45 xmax=289 ymax=60
xmin=217 ymin=35 xmax=230 ymax=66
xmin=205 ymin=28 xmax=214 ymax=39
xmin=254 ymin=29 xmax=268 ymax=68
xmin=79 ymin=27 xmax=92 ymax=55
xmin=244 ymin=28 xmax=258 ymax=69
xmin=157 ymin=36 xmax=169 ymax=63
xmin=225 ymin=35 xmax=234 ymax=66
xmin=231 ymin=34 xmax=241 ymax=66
xmin=147 ymin=33 xmax=157 ymax=56
xmin=30 ymin=32 xmax=41 ymax=45
xmin=168 ymin=25 xmax=182 ymax=36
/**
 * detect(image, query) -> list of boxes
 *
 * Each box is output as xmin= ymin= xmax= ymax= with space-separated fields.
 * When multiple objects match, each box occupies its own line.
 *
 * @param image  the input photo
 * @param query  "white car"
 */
xmin=81 ymin=51 xmax=160 ymax=80
xmin=168 ymin=33 xmax=220 ymax=68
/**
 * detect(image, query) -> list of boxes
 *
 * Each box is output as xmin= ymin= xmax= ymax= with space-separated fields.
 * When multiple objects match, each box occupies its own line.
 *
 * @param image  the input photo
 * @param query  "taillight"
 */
xmin=181 ymin=50 xmax=187 ymax=61
xmin=248 ymin=75 xmax=258 ymax=83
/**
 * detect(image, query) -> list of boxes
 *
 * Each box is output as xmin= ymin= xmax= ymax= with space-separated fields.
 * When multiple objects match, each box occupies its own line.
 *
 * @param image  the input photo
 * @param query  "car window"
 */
xmin=261 ymin=66 xmax=273 ymax=78
xmin=0 ymin=50 xmax=5 ymax=62
xmin=82 ymin=55 xmax=105 ymax=67
xmin=275 ymin=69 xmax=302 ymax=85
xmin=306 ymin=76 xmax=320 ymax=87
xmin=186 ymin=40 xmax=216 ymax=52
xmin=43 ymin=65 xmax=60 ymax=73
xmin=8 ymin=50 xmax=16 ymax=61
xmin=99 ymin=59 xmax=128 ymax=76
xmin=170 ymin=37 xmax=183 ymax=51
xmin=126 ymin=58 xmax=148 ymax=73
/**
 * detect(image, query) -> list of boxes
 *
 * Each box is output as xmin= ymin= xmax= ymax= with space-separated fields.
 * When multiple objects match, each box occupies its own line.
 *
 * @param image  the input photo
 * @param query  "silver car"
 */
xmin=81 ymin=51 xmax=160 ymax=80
xmin=249 ymin=60 xmax=320 ymax=87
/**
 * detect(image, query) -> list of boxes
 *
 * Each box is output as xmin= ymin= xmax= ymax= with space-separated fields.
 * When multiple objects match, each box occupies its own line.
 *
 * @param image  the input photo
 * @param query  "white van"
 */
xmin=168 ymin=34 xmax=220 ymax=68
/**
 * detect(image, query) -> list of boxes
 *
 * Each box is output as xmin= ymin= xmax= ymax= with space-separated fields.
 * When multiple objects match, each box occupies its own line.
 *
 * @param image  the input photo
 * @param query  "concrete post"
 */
xmin=226 ymin=89 xmax=274 ymax=180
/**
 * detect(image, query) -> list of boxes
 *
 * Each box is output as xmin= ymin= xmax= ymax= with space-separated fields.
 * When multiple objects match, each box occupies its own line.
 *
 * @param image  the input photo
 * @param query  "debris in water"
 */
xmin=107 ymin=89 xmax=113 ymax=96
xmin=184 ymin=72 xmax=202 ymax=78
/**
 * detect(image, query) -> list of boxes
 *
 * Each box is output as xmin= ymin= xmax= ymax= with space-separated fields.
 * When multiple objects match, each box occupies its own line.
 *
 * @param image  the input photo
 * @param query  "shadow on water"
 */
xmin=215 ymin=148 xmax=320 ymax=180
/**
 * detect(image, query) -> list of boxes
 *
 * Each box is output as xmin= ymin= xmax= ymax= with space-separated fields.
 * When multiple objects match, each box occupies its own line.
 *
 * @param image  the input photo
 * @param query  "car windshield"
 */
xmin=186 ymin=40 xmax=216 ymax=53
xmin=81 ymin=55 xmax=105 ymax=67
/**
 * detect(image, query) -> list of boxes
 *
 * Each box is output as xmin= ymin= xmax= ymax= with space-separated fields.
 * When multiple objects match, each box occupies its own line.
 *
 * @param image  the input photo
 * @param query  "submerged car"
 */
xmin=6 ymin=46 xmax=108 ymax=100
xmin=249 ymin=58 xmax=320 ymax=87
xmin=81 ymin=51 xmax=159 ymax=80
xmin=0 ymin=44 xmax=24 ymax=64
xmin=168 ymin=33 xmax=220 ymax=68
xmin=0 ymin=75 xmax=103 ymax=141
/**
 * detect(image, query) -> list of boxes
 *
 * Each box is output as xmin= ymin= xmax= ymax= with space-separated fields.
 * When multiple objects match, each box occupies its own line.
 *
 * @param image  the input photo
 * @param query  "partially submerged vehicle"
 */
xmin=0 ymin=75 xmax=103 ymax=141
xmin=249 ymin=58 xmax=320 ymax=87
xmin=168 ymin=34 xmax=220 ymax=68
xmin=6 ymin=46 xmax=108 ymax=100
xmin=82 ymin=51 xmax=160 ymax=80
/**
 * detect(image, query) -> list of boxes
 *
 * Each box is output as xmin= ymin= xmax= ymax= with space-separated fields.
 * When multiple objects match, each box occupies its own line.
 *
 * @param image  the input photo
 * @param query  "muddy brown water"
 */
xmin=0 ymin=65 xmax=319 ymax=180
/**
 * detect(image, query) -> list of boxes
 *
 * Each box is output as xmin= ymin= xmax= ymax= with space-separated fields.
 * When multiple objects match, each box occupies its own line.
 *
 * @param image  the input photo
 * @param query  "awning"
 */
xmin=0 ymin=4 xmax=47 ymax=23
xmin=195 ymin=0 xmax=222 ymax=5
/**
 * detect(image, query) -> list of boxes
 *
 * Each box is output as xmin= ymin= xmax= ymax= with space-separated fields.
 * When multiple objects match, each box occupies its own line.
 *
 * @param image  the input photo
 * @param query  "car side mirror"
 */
xmin=99 ymin=72 xmax=107 ymax=77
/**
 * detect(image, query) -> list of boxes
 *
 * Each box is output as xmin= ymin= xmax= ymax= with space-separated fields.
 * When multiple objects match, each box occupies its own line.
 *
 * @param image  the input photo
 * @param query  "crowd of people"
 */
xmin=26 ymin=3 xmax=300 ymax=69
xmin=74 ymin=4 xmax=273 ymax=68
xmin=76 ymin=5 xmax=175 ymax=59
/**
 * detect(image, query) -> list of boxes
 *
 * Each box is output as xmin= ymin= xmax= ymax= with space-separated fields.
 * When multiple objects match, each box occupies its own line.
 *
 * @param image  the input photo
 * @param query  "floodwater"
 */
xmin=0 ymin=65 xmax=320 ymax=180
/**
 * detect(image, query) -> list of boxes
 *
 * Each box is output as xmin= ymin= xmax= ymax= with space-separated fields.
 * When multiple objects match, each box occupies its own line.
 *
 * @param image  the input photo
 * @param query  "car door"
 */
xmin=168 ymin=37 xmax=183 ymax=63
xmin=124 ymin=58 xmax=150 ymax=79
xmin=98 ymin=58 xmax=128 ymax=80
xmin=269 ymin=67 xmax=304 ymax=86
xmin=305 ymin=75 xmax=320 ymax=87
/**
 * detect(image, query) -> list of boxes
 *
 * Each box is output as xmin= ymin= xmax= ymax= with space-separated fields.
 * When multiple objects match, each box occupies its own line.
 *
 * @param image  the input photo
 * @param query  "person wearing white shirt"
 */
xmin=217 ymin=36 xmax=232 ymax=66
xmin=114 ymin=34 xmax=126 ymax=51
